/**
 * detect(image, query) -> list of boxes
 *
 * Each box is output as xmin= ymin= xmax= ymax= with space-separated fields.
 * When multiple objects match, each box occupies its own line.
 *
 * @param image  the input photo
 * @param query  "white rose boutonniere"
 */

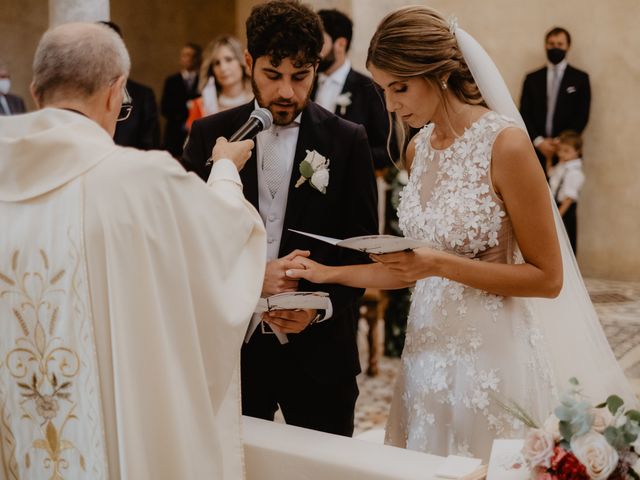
xmin=295 ymin=150 xmax=330 ymax=194
xmin=335 ymin=92 xmax=352 ymax=115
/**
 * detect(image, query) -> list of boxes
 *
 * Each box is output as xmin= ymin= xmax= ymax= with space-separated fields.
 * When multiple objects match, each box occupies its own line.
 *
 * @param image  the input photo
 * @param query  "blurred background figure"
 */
xmin=161 ymin=42 xmax=202 ymax=157
xmin=186 ymin=35 xmax=253 ymax=129
xmin=520 ymin=27 xmax=591 ymax=173
xmin=99 ymin=21 xmax=160 ymax=150
xmin=0 ymin=60 xmax=26 ymax=115
xmin=548 ymin=130 xmax=585 ymax=253
xmin=315 ymin=9 xmax=396 ymax=171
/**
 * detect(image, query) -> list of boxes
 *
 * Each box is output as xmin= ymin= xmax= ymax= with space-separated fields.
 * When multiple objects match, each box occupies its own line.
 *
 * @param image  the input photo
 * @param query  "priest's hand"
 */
xmin=263 ymin=309 xmax=317 ymax=334
xmin=211 ymin=137 xmax=254 ymax=171
xmin=262 ymin=249 xmax=310 ymax=297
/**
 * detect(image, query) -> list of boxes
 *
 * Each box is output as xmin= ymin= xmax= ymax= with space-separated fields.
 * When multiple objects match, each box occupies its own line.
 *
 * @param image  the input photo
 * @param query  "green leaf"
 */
xmin=595 ymin=401 xmax=607 ymax=409
xmin=569 ymin=377 xmax=579 ymax=386
xmin=623 ymin=431 xmax=638 ymax=444
xmin=626 ymin=410 xmax=640 ymax=423
xmin=629 ymin=467 xmax=640 ymax=480
xmin=607 ymin=395 xmax=624 ymax=415
xmin=604 ymin=426 xmax=625 ymax=450
xmin=299 ymin=161 xmax=314 ymax=179
xmin=559 ymin=420 xmax=574 ymax=441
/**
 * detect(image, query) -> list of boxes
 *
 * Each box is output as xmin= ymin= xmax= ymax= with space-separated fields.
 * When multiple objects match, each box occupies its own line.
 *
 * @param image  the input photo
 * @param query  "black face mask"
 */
xmin=546 ymin=48 xmax=566 ymax=65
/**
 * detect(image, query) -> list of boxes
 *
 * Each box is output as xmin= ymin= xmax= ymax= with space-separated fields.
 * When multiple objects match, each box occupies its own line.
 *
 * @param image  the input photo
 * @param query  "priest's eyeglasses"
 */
xmin=117 ymin=87 xmax=133 ymax=122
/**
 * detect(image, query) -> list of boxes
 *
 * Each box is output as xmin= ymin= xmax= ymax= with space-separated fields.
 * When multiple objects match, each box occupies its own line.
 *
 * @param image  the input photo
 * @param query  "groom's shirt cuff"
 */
xmin=207 ymin=158 xmax=242 ymax=187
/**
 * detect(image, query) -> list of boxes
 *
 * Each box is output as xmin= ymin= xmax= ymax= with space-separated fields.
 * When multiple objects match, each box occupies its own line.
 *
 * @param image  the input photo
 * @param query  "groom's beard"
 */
xmin=252 ymin=77 xmax=312 ymax=126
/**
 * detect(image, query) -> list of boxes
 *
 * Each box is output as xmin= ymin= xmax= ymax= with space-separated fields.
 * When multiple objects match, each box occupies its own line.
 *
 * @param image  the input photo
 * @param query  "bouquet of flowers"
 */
xmin=506 ymin=379 xmax=640 ymax=479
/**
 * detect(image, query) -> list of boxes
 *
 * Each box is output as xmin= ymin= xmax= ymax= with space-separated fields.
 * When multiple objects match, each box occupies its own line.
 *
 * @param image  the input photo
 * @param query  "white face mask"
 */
xmin=0 ymin=79 xmax=10 ymax=95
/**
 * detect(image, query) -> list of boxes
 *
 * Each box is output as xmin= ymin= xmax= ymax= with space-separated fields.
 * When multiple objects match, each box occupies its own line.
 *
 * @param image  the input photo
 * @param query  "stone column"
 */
xmin=49 ymin=0 xmax=110 ymax=27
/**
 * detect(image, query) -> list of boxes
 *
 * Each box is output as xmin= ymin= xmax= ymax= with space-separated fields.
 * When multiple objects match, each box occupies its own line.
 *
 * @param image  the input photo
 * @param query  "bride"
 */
xmin=284 ymin=6 xmax=637 ymax=461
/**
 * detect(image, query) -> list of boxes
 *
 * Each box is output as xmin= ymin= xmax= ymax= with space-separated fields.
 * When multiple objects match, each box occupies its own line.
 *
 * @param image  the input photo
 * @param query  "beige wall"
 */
xmin=0 ymin=0 xmax=49 ymax=111
xmin=314 ymin=0 xmax=640 ymax=281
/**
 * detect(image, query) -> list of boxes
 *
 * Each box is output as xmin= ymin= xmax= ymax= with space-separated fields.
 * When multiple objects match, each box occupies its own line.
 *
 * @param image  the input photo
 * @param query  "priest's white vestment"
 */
xmin=0 ymin=108 xmax=266 ymax=479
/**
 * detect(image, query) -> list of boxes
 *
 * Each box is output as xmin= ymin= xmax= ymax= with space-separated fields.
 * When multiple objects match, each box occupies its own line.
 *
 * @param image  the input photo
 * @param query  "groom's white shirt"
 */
xmin=0 ymin=108 xmax=266 ymax=480
xmin=245 ymin=105 xmax=333 ymax=343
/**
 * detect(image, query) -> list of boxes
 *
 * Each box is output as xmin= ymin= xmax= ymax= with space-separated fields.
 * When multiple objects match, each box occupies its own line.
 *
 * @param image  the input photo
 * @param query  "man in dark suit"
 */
xmin=182 ymin=0 xmax=377 ymax=437
xmin=0 ymin=62 xmax=26 ymax=115
xmin=314 ymin=9 xmax=396 ymax=170
xmin=520 ymin=27 xmax=591 ymax=172
xmin=98 ymin=22 xmax=161 ymax=150
xmin=161 ymin=42 xmax=201 ymax=158
xmin=115 ymin=79 xmax=160 ymax=150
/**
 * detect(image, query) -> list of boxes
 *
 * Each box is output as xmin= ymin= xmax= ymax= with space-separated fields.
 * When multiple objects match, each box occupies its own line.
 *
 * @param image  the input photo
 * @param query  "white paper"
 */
xmin=254 ymin=291 xmax=330 ymax=313
xmin=435 ymin=455 xmax=483 ymax=479
xmin=486 ymin=439 xmax=528 ymax=480
xmin=289 ymin=229 xmax=430 ymax=254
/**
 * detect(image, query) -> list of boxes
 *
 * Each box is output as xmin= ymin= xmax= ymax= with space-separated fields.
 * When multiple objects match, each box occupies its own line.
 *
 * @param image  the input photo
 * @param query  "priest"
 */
xmin=0 ymin=22 xmax=265 ymax=479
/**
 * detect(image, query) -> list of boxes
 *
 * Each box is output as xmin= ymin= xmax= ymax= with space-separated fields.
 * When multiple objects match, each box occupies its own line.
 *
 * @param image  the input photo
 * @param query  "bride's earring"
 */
xmin=441 ymin=80 xmax=448 ymax=90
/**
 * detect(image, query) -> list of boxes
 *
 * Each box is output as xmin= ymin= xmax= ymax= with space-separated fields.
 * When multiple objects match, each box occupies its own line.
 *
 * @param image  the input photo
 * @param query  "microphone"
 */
xmin=206 ymin=108 xmax=272 ymax=166
xmin=229 ymin=107 xmax=273 ymax=142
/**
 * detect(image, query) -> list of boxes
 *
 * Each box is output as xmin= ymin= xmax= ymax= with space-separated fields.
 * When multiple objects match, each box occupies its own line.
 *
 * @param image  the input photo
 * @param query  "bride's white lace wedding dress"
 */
xmin=385 ymin=111 xmax=557 ymax=460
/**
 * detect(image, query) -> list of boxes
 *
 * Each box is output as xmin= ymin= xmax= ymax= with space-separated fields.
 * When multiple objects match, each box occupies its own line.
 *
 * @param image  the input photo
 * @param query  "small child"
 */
xmin=547 ymin=130 xmax=585 ymax=253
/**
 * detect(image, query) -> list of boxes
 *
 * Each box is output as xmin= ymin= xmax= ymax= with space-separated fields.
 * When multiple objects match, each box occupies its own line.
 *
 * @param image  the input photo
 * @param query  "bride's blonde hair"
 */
xmin=367 ymin=6 xmax=485 ymax=163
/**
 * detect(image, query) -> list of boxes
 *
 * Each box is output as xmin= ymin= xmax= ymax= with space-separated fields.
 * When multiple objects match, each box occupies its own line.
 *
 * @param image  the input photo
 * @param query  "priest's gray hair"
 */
xmin=32 ymin=22 xmax=131 ymax=104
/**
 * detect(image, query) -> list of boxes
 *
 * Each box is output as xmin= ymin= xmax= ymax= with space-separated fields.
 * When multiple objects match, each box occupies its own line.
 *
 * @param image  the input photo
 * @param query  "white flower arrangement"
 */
xmin=295 ymin=150 xmax=330 ymax=194
xmin=335 ymin=92 xmax=352 ymax=115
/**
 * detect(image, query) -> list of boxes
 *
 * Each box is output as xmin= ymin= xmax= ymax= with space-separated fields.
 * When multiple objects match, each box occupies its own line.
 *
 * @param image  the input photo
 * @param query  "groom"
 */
xmin=182 ymin=0 xmax=377 ymax=436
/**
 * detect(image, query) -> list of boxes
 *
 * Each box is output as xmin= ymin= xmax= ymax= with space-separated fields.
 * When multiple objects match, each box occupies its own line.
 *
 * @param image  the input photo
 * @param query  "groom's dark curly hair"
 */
xmin=246 ymin=0 xmax=323 ymax=67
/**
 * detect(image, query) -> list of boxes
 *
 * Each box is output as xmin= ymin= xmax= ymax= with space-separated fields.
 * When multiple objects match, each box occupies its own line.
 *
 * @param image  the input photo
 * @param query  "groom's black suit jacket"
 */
xmin=182 ymin=100 xmax=378 ymax=382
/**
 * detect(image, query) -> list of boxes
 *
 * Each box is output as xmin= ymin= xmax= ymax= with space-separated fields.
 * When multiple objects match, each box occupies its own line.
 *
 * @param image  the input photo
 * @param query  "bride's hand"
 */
xmin=286 ymin=256 xmax=330 ymax=284
xmin=370 ymin=247 xmax=442 ymax=283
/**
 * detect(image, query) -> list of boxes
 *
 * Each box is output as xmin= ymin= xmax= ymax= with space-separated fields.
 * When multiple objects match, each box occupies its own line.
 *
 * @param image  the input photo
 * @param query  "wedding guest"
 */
xmin=288 ymin=6 xmax=635 ymax=461
xmin=99 ymin=21 xmax=160 ymax=150
xmin=0 ymin=22 xmax=265 ymax=479
xmin=520 ymin=27 xmax=591 ymax=172
xmin=182 ymin=0 xmax=378 ymax=437
xmin=186 ymin=35 xmax=253 ymax=129
xmin=0 ymin=60 xmax=26 ymax=115
xmin=161 ymin=42 xmax=201 ymax=157
xmin=315 ymin=9 xmax=396 ymax=170
xmin=548 ymin=130 xmax=585 ymax=253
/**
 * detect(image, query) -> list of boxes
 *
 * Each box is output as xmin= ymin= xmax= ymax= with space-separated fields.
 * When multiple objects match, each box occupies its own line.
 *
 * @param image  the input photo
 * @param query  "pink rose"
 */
xmin=522 ymin=428 xmax=555 ymax=468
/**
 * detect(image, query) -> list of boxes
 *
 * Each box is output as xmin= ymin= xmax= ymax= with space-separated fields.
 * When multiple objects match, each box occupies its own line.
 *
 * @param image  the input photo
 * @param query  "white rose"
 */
xmin=521 ymin=428 xmax=555 ymax=468
xmin=590 ymin=407 xmax=613 ymax=433
xmin=571 ymin=432 xmax=619 ymax=480
xmin=311 ymin=169 xmax=330 ymax=193
xmin=307 ymin=151 xmax=327 ymax=169
xmin=543 ymin=414 xmax=562 ymax=442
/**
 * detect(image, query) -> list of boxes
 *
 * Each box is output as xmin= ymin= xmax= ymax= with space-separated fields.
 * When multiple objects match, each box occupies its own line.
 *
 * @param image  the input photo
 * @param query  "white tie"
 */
xmin=546 ymin=66 xmax=561 ymax=137
xmin=262 ymin=128 xmax=285 ymax=197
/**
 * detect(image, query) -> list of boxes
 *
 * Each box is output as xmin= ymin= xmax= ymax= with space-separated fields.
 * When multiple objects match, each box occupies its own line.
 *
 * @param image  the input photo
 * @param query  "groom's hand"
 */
xmin=263 ymin=309 xmax=317 ymax=334
xmin=262 ymin=249 xmax=310 ymax=297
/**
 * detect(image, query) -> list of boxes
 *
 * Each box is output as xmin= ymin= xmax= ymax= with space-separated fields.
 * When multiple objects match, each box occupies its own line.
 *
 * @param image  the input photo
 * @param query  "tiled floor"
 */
xmin=354 ymin=278 xmax=640 ymax=435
